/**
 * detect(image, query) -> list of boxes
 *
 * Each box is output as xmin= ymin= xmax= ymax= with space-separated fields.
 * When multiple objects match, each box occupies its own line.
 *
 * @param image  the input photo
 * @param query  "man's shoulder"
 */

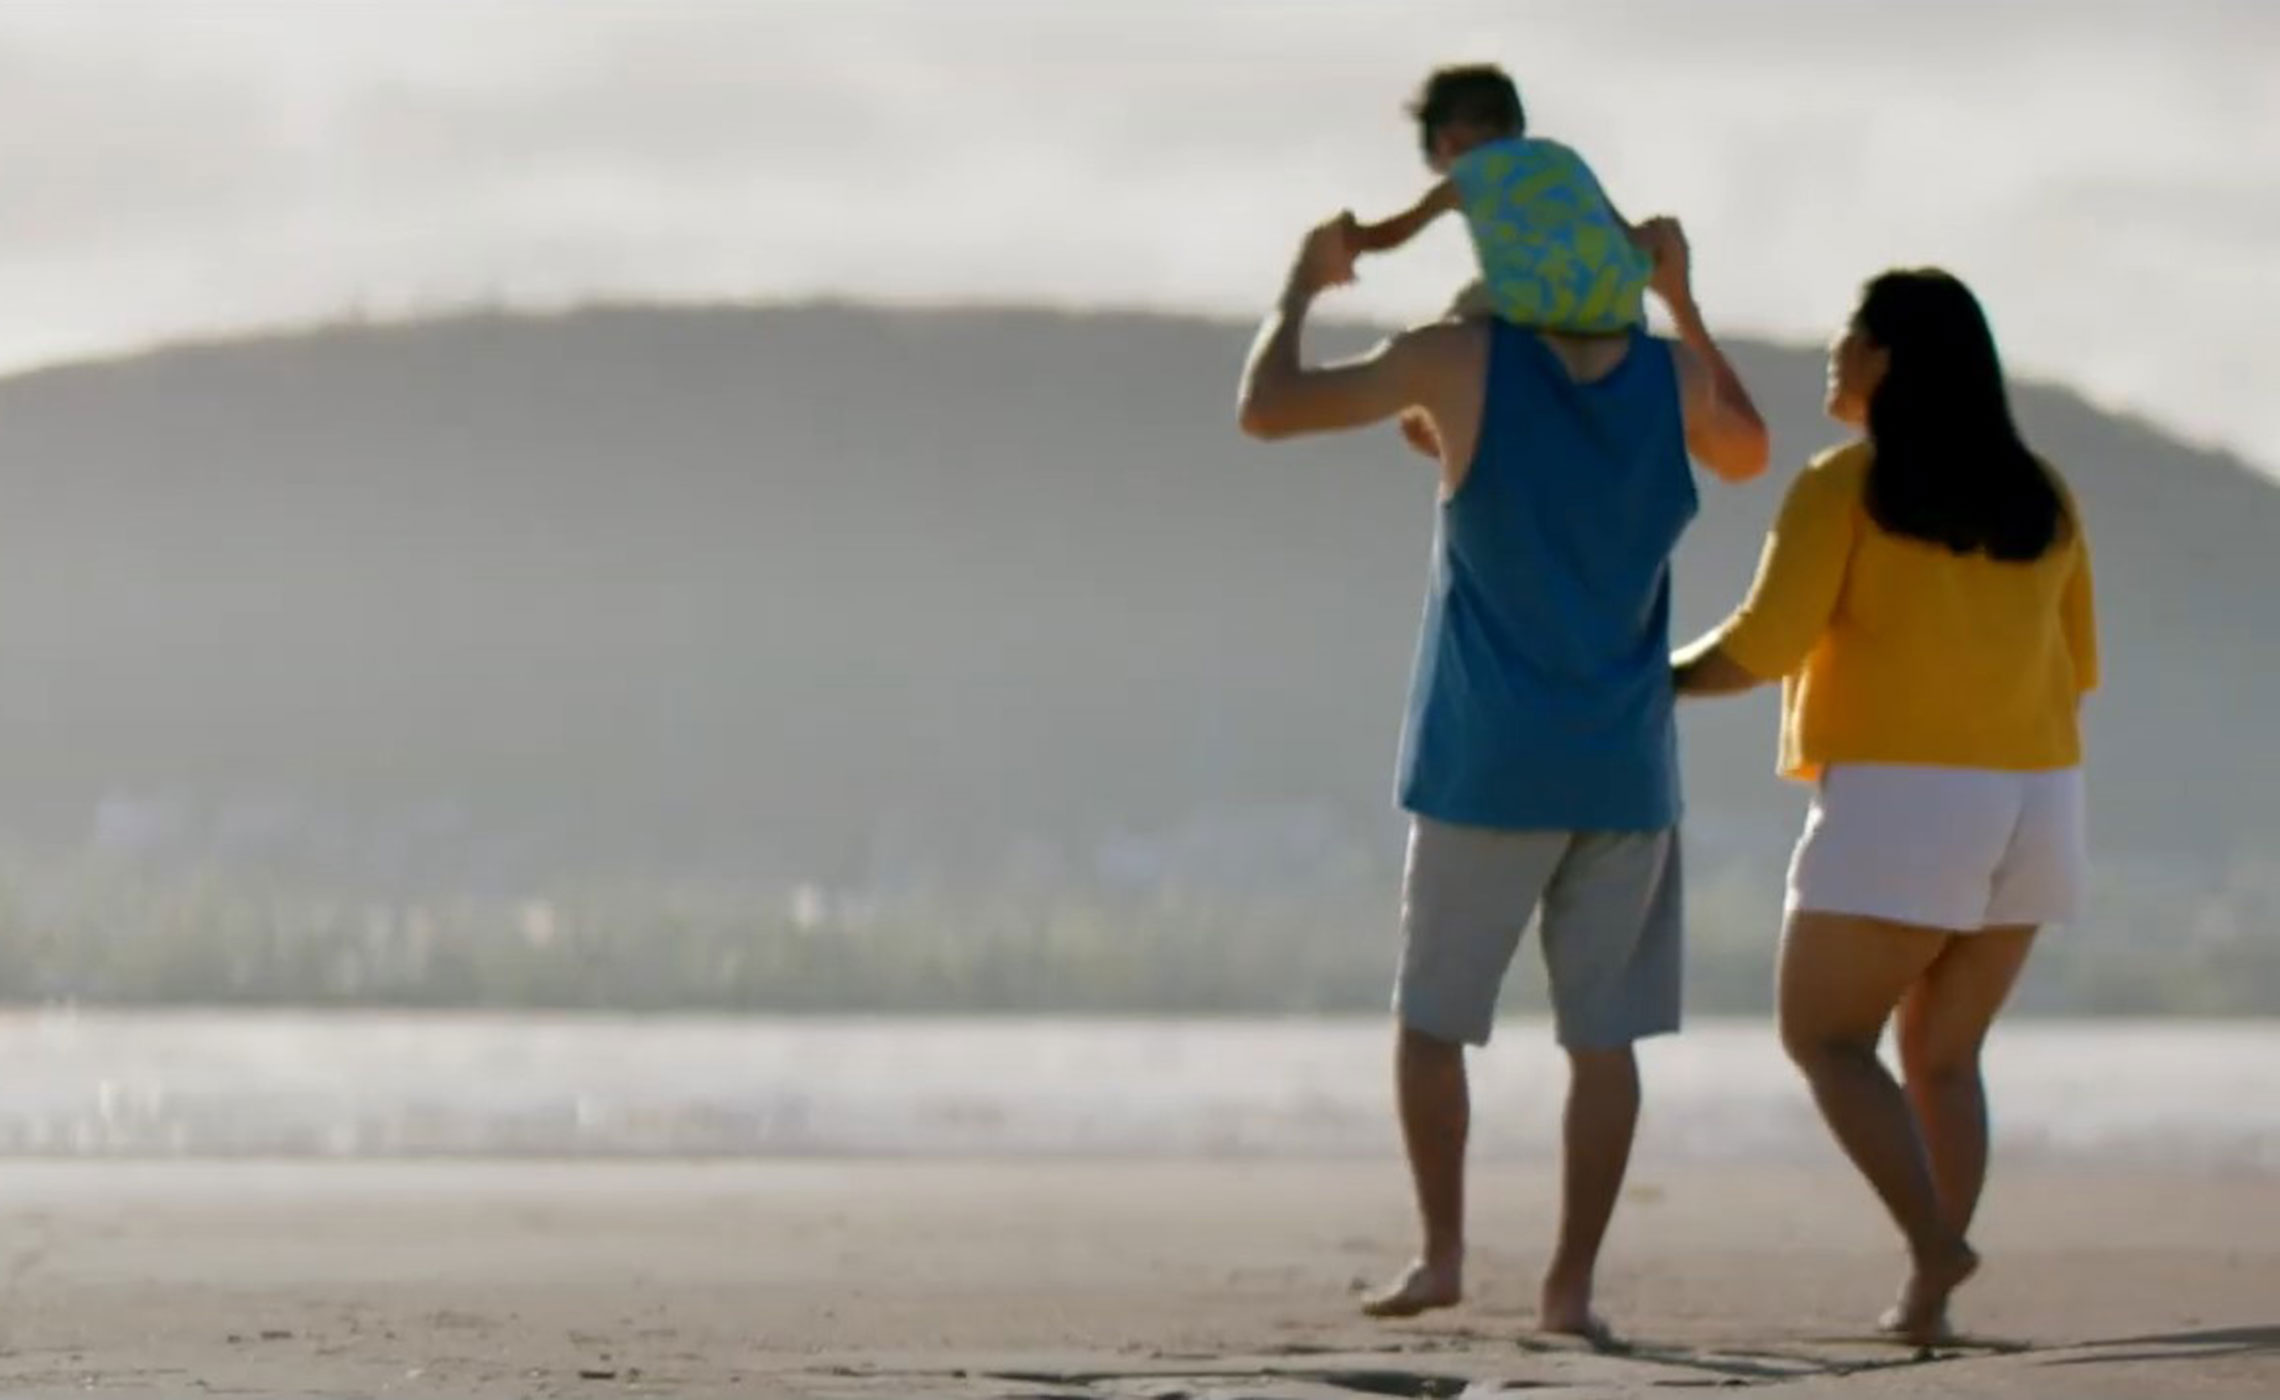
xmin=1635 ymin=329 xmax=1688 ymax=376
xmin=1544 ymin=325 xmax=1674 ymax=388
xmin=1392 ymin=315 xmax=1491 ymax=375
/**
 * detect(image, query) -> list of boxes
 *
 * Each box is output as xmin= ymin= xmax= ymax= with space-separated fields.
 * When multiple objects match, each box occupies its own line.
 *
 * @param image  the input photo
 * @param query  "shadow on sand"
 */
xmin=2041 ymin=1324 xmax=2280 ymax=1368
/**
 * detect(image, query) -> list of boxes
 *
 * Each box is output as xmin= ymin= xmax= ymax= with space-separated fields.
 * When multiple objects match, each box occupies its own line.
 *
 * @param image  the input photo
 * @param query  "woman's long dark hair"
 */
xmin=1856 ymin=270 xmax=2063 ymax=561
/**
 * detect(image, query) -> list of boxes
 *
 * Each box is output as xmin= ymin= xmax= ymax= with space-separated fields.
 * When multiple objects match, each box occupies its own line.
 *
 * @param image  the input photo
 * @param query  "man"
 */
xmin=1235 ymin=90 xmax=1768 ymax=1337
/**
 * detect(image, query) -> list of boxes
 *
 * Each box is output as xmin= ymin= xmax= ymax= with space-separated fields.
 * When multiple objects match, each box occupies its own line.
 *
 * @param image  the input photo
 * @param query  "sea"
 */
xmin=0 ymin=1012 xmax=2271 ymax=1170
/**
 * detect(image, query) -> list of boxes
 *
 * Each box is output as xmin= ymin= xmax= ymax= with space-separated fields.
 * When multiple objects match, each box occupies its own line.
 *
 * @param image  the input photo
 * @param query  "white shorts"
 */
xmin=1786 ymin=763 xmax=2086 ymax=932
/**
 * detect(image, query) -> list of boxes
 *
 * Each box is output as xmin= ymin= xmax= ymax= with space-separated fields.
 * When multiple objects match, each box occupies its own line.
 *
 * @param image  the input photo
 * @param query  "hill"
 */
xmin=0 ymin=304 xmax=2272 ymax=1011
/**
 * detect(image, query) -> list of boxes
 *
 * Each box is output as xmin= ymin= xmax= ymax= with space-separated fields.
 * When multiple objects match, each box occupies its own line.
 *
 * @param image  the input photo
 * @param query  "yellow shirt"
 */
xmin=1712 ymin=441 xmax=2098 ymax=781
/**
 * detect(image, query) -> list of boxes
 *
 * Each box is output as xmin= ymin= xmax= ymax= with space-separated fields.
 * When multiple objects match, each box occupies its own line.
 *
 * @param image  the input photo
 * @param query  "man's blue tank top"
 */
xmin=1397 ymin=322 xmax=1696 ymax=831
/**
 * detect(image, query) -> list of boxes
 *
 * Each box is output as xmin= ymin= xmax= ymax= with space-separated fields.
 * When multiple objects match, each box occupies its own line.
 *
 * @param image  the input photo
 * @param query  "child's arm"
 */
xmin=1350 ymin=177 xmax=1459 ymax=255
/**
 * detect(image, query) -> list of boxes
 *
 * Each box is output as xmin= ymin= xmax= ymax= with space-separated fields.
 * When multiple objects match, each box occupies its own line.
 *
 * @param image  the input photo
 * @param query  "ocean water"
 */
xmin=0 ymin=1011 xmax=2272 ymax=1169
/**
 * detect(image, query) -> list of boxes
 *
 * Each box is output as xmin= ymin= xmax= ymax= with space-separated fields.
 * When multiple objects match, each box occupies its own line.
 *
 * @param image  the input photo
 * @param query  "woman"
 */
xmin=1672 ymin=269 xmax=2097 ymax=1342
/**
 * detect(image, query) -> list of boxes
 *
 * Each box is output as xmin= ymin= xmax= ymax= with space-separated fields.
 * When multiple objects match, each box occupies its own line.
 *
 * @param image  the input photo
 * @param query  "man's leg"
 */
xmin=1541 ymin=1044 xmax=1639 ymax=1335
xmin=1364 ymin=1026 xmax=1470 ymax=1316
xmin=1367 ymin=818 xmax=1552 ymax=1318
xmin=1534 ymin=830 xmax=1684 ymax=1339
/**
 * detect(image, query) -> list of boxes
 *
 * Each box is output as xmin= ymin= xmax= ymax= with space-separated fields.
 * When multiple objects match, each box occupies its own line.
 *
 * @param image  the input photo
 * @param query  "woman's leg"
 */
xmin=1777 ymin=910 xmax=1978 ymax=1340
xmin=1895 ymin=926 xmax=2039 ymax=1237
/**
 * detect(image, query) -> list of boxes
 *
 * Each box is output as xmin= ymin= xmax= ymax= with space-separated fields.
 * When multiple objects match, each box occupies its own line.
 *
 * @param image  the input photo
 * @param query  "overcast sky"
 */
xmin=1 ymin=0 xmax=2274 ymax=475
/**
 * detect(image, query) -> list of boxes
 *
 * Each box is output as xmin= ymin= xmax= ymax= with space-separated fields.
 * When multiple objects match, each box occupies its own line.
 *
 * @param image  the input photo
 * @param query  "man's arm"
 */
xmin=1237 ymin=216 xmax=1456 ymax=442
xmin=1672 ymin=320 xmax=1771 ymax=485
xmin=1391 ymin=280 xmax=1493 ymax=461
xmin=1635 ymin=218 xmax=1769 ymax=484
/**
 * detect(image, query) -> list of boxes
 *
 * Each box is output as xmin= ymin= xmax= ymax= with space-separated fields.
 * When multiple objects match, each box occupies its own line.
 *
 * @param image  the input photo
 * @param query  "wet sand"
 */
xmin=0 ymin=1159 xmax=2273 ymax=1397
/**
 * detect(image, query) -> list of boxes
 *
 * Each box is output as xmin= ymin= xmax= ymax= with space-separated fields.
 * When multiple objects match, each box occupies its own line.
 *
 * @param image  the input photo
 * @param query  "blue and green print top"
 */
xmin=1450 ymin=137 xmax=1650 ymax=335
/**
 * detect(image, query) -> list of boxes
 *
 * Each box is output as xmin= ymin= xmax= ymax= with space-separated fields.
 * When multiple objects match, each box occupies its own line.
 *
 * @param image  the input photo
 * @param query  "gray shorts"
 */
xmin=1394 ymin=817 xmax=1683 ymax=1050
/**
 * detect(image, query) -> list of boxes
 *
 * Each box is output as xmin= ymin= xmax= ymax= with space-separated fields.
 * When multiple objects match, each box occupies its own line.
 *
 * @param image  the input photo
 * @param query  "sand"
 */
xmin=0 ymin=1158 xmax=2273 ymax=1398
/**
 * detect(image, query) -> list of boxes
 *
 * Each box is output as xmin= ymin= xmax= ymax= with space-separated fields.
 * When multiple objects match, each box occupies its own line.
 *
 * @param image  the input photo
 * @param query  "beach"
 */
xmin=2 ymin=1157 xmax=2274 ymax=1398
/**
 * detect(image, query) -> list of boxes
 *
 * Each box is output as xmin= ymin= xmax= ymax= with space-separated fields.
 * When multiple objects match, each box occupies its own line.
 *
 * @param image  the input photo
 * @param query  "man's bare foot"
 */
xmin=1360 ymin=1258 xmax=1462 ymax=1318
xmin=1879 ymin=1242 xmax=1979 ymax=1345
xmin=1538 ymin=1275 xmax=1618 ymax=1348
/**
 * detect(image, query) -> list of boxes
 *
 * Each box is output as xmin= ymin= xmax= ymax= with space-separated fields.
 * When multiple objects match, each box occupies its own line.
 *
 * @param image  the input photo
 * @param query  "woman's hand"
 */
xmin=1671 ymin=638 xmax=1766 ymax=697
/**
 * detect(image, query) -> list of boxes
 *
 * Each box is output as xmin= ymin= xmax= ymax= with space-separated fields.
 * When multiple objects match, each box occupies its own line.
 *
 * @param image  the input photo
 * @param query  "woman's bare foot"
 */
xmin=1878 ymin=1301 xmax=1952 ymax=1344
xmin=1880 ymin=1241 xmax=1979 ymax=1345
xmin=1360 ymin=1257 xmax=1462 ymax=1318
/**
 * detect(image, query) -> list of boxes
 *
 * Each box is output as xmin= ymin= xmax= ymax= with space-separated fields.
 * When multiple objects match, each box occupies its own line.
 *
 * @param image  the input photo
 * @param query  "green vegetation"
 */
xmin=1 ymin=850 xmax=2272 ymax=1016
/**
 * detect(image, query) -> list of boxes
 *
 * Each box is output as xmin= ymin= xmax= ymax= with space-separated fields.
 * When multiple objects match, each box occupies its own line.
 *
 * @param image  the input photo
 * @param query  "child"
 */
xmin=1352 ymin=65 xmax=1651 ymax=335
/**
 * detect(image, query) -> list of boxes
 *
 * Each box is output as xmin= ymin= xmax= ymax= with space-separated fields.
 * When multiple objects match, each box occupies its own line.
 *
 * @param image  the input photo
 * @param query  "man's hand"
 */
xmin=1398 ymin=407 xmax=1443 ymax=460
xmin=1284 ymin=213 xmax=1360 ymax=305
xmin=1633 ymin=215 xmax=1692 ymax=312
xmin=1238 ymin=211 xmax=1479 ymax=449
xmin=1634 ymin=214 xmax=1769 ymax=483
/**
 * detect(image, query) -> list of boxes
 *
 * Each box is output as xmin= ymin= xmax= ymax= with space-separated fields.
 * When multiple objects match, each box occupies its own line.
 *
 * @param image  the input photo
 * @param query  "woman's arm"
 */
xmin=1672 ymin=460 xmax=1856 ymax=697
xmin=1671 ymin=637 xmax=1764 ymax=697
xmin=2062 ymin=529 xmax=2099 ymax=695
